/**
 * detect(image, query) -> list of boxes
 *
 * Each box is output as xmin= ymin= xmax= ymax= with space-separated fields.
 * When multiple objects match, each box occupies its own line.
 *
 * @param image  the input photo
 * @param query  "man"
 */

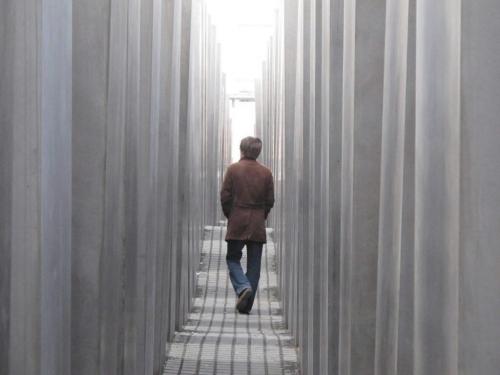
xmin=220 ymin=137 xmax=274 ymax=314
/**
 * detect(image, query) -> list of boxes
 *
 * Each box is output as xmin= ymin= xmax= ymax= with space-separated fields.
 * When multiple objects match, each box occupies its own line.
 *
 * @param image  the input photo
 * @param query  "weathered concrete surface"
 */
xmin=0 ymin=1 xmax=73 ymax=375
xmin=72 ymin=1 xmax=114 ymax=373
xmin=0 ymin=3 xmax=14 ymax=372
xmin=71 ymin=0 xmax=229 ymax=373
xmin=259 ymin=0 xmax=387 ymax=373
xmin=1 ymin=0 xmax=230 ymax=374
xmin=374 ymin=1 xmax=415 ymax=374
xmin=459 ymin=1 xmax=500 ymax=374
xmin=259 ymin=1 xmax=500 ymax=374
xmin=414 ymin=1 xmax=461 ymax=374
xmin=340 ymin=1 xmax=387 ymax=374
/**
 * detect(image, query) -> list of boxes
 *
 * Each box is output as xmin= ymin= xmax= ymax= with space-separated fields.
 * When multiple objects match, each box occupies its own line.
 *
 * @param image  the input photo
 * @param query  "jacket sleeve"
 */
xmin=264 ymin=173 xmax=275 ymax=219
xmin=220 ymin=168 xmax=233 ymax=219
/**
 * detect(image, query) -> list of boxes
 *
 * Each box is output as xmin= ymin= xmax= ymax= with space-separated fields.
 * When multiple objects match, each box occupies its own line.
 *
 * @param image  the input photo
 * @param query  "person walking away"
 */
xmin=220 ymin=137 xmax=274 ymax=314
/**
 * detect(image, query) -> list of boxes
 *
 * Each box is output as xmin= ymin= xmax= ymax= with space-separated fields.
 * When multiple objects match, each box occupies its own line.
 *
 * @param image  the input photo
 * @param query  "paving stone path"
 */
xmin=163 ymin=226 xmax=300 ymax=375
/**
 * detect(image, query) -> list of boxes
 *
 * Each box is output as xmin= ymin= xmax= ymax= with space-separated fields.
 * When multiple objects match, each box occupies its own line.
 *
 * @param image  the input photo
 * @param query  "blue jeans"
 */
xmin=226 ymin=240 xmax=263 ymax=311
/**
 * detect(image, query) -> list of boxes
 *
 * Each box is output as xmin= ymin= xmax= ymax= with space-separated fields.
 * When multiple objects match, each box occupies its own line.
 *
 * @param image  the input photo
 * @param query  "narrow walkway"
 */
xmin=163 ymin=226 xmax=300 ymax=375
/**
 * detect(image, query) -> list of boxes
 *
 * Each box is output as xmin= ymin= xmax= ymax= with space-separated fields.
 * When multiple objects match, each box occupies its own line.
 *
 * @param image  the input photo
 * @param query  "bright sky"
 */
xmin=205 ymin=0 xmax=281 ymax=161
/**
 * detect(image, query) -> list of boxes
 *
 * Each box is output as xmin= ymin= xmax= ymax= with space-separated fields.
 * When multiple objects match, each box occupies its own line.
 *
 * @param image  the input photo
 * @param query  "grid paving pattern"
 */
xmin=163 ymin=226 xmax=300 ymax=375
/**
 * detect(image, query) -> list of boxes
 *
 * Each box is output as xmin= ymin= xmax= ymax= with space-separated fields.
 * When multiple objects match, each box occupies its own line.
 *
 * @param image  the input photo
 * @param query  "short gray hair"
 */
xmin=240 ymin=137 xmax=262 ymax=160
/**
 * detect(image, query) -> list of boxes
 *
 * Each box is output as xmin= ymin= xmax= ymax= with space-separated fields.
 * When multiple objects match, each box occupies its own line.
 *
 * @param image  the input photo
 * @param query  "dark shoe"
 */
xmin=239 ymin=299 xmax=253 ymax=314
xmin=236 ymin=288 xmax=252 ymax=312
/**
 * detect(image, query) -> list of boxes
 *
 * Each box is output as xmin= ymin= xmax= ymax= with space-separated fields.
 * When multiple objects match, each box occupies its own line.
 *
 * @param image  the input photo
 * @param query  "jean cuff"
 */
xmin=236 ymin=285 xmax=252 ymax=296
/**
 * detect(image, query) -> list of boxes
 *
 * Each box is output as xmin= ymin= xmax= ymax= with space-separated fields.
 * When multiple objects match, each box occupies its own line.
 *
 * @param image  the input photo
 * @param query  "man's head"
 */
xmin=240 ymin=137 xmax=263 ymax=160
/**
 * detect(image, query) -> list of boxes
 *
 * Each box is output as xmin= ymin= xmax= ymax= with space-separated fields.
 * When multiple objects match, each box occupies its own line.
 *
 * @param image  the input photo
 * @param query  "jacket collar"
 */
xmin=240 ymin=157 xmax=257 ymax=162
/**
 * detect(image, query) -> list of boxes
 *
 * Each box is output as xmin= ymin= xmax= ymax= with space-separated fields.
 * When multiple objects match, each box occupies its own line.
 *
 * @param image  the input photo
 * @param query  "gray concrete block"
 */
xmin=0 ymin=3 xmax=14 ymax=373
xmin=1 ymin=1 xmax=73 ymax=374
xmin=459 ymin=1 xmax=500 ymax=373
xmin=414 ymin=1 xmax=461 ymax=374
xmin=374 ymin=1 xmax=415 ymax=374
xmin=72 ymin=1 xmax=111 ymax=373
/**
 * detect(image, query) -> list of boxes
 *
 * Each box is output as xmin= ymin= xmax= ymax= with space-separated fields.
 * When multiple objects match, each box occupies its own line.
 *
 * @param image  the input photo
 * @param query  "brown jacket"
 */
xmin=220 ymin=157 xmax=274 ymax=243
